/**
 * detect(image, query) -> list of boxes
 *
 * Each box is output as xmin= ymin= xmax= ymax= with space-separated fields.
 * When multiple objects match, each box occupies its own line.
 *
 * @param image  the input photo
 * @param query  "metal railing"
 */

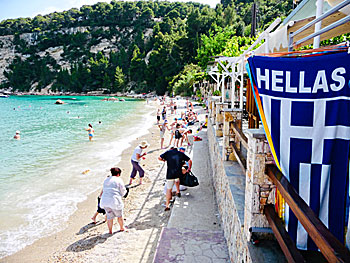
xmin=288 ymin=0 xmax=350 ymax=51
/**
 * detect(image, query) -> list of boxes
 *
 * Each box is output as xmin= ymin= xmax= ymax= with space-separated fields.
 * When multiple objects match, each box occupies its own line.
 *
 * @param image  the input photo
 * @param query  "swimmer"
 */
xmin=14 ymin=131 xmax=20 ymax=140
xmin=85 ymin=124 xmax=94 ymax=141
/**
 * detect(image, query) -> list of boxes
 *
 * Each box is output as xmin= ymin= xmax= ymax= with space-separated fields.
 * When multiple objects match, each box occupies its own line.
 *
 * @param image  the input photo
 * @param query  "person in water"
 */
xmin=13 ymin=130 xmax=20 ymax=140
xmin=85 ymin=124 xmax=94 ymax=141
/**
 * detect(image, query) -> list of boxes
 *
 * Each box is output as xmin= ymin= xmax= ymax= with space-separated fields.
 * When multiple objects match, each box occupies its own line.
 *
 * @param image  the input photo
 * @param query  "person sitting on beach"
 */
xmin=158 ymin=120 xmax=169 ymax=149
xmin=13 ymin=130 xmax=20 ymax=140
xmin=158 ymin=148 xmax=192 ymax=211
xmin=85 ymin=124 xmax=94 ymax=141
xmin=100 ymin=167 xmax=127 ymax=234
xmin=129 ymin=141 xmax=149 ymax=185
xmin=91 ymin=190 xmax=107 ymax=224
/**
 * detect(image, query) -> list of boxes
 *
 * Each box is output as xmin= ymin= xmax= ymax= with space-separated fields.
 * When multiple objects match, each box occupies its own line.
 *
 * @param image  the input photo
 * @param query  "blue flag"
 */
xmin=247 ymin=52 xmax=350 ymax=250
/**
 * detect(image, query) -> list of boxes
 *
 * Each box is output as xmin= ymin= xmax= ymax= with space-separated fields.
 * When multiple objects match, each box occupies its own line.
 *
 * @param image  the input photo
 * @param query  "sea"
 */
xmin=0 ymin=95 xmax=154 ymax=258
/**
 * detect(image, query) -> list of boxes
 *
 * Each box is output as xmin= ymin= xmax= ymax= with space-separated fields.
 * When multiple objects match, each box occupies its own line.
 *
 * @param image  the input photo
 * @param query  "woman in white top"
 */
xmin=100 ymin=167 xmax=127 ymax=234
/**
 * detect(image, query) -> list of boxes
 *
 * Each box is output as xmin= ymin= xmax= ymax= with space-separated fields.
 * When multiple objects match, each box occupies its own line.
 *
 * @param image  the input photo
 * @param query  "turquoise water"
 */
xmin=0 ymin=96 xmax=153 ymax=258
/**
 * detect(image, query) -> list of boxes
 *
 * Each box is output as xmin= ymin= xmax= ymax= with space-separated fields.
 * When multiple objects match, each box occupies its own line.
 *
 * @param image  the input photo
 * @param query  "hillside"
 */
xmin=0 ymin=0 xmax=293 ymax=95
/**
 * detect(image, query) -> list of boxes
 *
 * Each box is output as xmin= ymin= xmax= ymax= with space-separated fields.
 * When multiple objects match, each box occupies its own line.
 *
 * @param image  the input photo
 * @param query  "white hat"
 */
xmin=16 ymin=130 xmax=20 ymax=134
xmin=139 ymin=141 xmax=149 ymax=148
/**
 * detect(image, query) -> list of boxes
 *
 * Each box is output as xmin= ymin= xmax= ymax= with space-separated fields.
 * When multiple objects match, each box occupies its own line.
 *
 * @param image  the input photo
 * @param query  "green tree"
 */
xmin=114 ymin=66 xmax=125 ymax=92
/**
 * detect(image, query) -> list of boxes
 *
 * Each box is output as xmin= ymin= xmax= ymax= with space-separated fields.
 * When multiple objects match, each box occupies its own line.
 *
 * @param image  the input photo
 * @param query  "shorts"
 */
xmin=104 ymin=207 xmax=123 ymax=220
xmin=160 ymin=131 xmax=165 ymax=138
xmin=166 ymin=178 xmax=180 ymax=190
xmin=175 ymin=134 xmax=182 ymax=139
xmin=157 ymin=116 xmax=160 ymax=121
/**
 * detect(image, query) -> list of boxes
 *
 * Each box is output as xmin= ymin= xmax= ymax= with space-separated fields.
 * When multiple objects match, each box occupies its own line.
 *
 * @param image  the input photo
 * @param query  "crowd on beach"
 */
xmin=92 ymin=96 xmax=208 ymax=234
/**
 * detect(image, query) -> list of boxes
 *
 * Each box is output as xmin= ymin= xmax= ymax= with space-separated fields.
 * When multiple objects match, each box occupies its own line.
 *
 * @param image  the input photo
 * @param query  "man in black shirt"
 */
xmin=158 ymin=148 xmax=192 ymax=211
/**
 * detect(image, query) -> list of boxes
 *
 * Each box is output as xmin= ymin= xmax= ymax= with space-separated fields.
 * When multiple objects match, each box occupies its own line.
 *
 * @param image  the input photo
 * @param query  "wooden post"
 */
xmin=223 ymin=109 xmax=242 ymax=161
xmin=215 ymin=102 xmax=228 ymax=137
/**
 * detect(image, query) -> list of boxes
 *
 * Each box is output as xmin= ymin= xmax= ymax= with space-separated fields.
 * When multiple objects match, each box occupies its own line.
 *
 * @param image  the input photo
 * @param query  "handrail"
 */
xmin=264 ymin=204 xmax=306 ymax=263
xmin=266 ymin=164 xmax=350 ymax=263
xmin=231 ymin=122 xmax=248 ymax=149
xmin=230 ymin=142 xmax=246 ymax=173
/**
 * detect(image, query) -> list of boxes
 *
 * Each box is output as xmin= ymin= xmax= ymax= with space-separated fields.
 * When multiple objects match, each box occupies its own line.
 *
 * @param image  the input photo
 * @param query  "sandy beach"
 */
xmin=2 ymin=100 xmax=180 ymax=263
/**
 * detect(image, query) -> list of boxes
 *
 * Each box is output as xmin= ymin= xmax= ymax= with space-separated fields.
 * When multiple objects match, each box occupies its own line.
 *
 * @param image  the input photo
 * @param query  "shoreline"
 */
xmin=2 ymin=100 xmax=174 ymax=263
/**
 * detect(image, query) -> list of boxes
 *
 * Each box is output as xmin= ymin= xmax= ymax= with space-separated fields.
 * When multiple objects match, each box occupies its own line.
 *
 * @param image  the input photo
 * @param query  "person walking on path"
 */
xmin=100 ymin=167 xmax=127 ymax=234
xmin=168 ymin=118 xmax=178 ymax=147
xmin=85 ymin=124 xmax=94 ymax=141
xmin=129 ymin=141 xmax=149 ymax=185
xmin=174 ymin=123 xmax=184 ymax=148
xmin=161 ymin=106 xmax=167 ymax=120
xmin=158 ymin=148 xmax=192 ymax=211
xmin=158 ymin=120 xmax=169 ymax=149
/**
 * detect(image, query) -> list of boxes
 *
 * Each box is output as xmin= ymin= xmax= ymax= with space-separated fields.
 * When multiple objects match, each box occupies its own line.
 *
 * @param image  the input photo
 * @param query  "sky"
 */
xmin=0 ymin=0 xmax=220 ymax=22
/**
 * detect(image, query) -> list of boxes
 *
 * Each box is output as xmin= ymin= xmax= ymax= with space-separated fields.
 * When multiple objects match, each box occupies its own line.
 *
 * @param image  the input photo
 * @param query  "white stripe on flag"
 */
xmin=319 ymin=165 xmax=331 ymax=228
xmin=297 ymin=163 xmax=311 ymax=250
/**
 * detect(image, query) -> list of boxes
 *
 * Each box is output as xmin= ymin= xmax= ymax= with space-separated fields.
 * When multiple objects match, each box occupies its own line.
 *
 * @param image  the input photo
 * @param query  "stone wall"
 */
xmin=207 ymin=117 xmax=285 ymax=263
xmin=207 ymin=118 xmax=251 ymax=262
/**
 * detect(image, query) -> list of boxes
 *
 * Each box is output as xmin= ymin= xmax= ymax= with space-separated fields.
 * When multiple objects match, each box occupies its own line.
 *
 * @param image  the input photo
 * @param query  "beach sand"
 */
xmin=2 ymin=101 xmax=176 ymax=263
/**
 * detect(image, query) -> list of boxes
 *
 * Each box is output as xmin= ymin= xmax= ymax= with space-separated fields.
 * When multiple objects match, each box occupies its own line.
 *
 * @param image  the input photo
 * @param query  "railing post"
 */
xmin=223 ymin=109 xmax=242 ymax=161
xmin=215 ymin=102 xmax=229 ymax=137
xmin=244 ymin=129 xmax=275 ymax=240
xmin=209 ymin=96 xmax=220 ymax=125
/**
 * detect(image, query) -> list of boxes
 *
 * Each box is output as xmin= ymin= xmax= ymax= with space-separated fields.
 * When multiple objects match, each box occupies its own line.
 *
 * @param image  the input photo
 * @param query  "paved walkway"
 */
xmin=153 ymin=130 xmax=230 ymax=263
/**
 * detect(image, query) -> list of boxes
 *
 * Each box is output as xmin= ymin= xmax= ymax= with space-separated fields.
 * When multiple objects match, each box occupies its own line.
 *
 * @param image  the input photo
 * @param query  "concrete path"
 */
xmin=153 ymin=130 xmax=230 ymax=263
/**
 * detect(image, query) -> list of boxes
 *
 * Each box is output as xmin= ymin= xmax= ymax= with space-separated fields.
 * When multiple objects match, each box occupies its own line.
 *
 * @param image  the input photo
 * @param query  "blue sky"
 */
xmin=0 ymin=0 xmax=220 ymax=22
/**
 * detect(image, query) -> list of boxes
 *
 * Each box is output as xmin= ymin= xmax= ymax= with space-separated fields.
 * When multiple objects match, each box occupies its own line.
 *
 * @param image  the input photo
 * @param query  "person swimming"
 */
xmin=13 ymin=130 xmax=20 ymax=140
xmin=85 ymin=124 xmax=94 ymax=141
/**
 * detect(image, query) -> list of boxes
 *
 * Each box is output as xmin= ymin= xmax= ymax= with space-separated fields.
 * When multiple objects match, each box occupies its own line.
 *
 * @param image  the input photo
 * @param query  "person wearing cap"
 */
xmin=14 ymin=131 xmax=20 ymax=140
xmin=129 ymin=140 xmax=149 ymax=185
xmin=158 ymin=119 xmax=170 ymax=149
xmin=158 ymin=147 xmax=192 ymax=211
